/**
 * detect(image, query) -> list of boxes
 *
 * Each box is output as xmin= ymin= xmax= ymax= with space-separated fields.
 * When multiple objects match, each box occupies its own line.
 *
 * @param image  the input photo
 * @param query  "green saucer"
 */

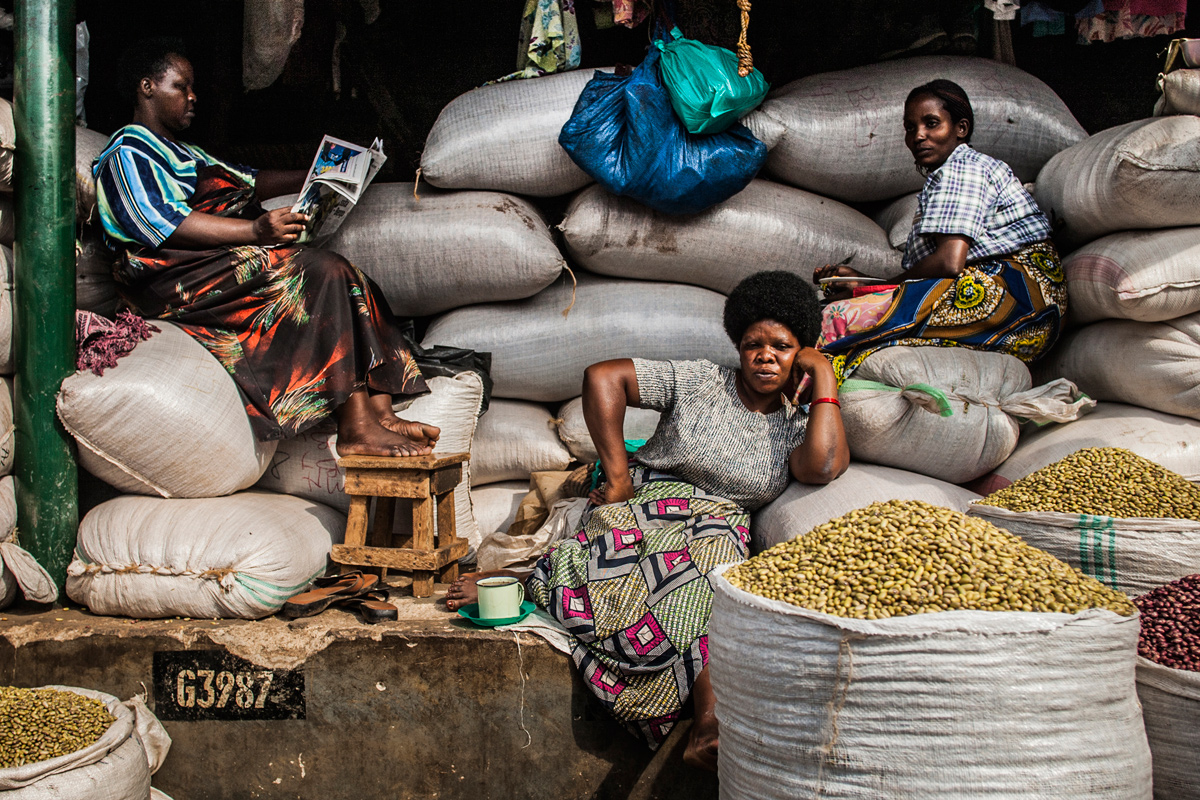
xmin=457 ymin=600 xmax=537 ymax=628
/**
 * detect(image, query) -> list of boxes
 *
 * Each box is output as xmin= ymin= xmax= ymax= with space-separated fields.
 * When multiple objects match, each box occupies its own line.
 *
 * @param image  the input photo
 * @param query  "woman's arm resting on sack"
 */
xmin=902 ymin=233 xmax=971 ymax=281
xmin=582 ymin=359 xmax=641 ymax=505
xmin=164 ymin=207 xmax=309 ymax=249
xmin=789 ymin=349 xmax=850 ymax=484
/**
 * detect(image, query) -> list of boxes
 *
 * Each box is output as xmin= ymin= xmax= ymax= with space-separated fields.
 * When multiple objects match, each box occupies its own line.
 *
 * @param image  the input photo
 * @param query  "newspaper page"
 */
xmin=292 ymin=134 xmax=386 ymax=243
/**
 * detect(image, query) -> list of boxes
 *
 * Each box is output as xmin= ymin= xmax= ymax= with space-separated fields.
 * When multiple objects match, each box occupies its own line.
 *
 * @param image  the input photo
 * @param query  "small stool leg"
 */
xmin=411 ymin=494 xmax=436 ymax=598
xmin=436 ymin=489 xmax=459 ymax=585
xmin=340 ymin=494 xmax=371 ymax=574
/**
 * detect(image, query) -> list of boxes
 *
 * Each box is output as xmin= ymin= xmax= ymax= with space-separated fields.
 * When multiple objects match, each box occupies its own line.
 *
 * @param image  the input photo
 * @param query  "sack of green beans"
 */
xmin=0 ymin=686 xmax=170 ymax=799
xmin=709 ymin=500 xmax=1150 ymax=799
xmin=971 ymin=447 xmax=1200 ymax=597
xmin=840 ymin=346 xmax=1094 ymax=483
xmin=1134 ymin=575 xmax=1200 ymax=800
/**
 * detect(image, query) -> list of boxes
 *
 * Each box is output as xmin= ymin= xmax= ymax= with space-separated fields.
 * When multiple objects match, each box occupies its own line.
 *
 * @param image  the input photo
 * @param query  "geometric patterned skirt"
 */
xmin=528 ymin=464 xmax=749 ymax=749
xmin=819 ymin=240 xmax=1067 ymax=384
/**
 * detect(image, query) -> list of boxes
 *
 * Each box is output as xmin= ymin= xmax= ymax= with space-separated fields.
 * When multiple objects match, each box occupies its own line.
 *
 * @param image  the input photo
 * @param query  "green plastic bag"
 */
xmin=653 ymin=27 xmax=769 ymax=135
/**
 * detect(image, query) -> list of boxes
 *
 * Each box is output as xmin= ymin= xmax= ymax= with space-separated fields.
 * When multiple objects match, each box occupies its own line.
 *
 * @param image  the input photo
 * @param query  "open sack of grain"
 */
xmin=970 ymin=448 xmax=1200 ymax=597
xmin=0 ymin=686 xmax=170 ymax=800
xmin=711 ymin=500 xmax=1149 ymax=799
xmin=755 ymin=56 xmax=1084 ymax=202
xmin=67 ymin=490 xmax=344 ymax=619
xmin=1133 ymin=575 xmax=1200 ymax=800
xmin=255 ymin=371 xmax=485 ymax=548
xmin=839 ymin=346 xmax=1094 ymax=483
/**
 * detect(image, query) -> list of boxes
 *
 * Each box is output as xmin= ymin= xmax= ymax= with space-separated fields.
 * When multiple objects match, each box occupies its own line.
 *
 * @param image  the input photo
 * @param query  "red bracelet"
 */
xmin=811 ymin=397 xmax=841 ymax=408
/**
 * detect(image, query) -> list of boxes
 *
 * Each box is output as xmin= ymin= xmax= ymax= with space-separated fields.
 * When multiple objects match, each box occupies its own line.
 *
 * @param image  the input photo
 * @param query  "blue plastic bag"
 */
xmin=558 ymin=48 xmax=767 ymax=216
xmin=654 ymin=27 xmax=769 ymax=135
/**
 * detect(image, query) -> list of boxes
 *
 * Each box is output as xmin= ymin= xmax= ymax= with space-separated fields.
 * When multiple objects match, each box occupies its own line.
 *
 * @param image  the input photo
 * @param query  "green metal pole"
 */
xmin=13 ymin=0 xmax=78 ymax=590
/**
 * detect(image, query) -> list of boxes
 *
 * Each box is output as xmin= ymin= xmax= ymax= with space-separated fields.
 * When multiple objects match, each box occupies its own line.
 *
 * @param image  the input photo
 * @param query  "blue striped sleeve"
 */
xmin=96 ymin=147 xmax=193 ymax=248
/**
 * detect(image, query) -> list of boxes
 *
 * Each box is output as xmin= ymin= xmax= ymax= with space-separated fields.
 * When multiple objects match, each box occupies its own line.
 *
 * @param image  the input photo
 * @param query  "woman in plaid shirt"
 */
xmin=813 ymin=79 xmax=1066 ymax=383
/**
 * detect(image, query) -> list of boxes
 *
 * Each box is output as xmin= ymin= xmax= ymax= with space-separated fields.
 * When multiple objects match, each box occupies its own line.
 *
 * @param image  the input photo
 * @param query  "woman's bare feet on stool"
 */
xmin=336 ymin=390 xmax=438 ymax=457
xmin=368 ymin=392 xmax=440 ymax=448
xmin=444 ymin=570 xmax=530 ymax=611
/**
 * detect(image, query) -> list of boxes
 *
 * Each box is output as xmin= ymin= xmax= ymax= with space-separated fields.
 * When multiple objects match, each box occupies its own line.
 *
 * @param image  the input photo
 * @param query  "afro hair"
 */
xmin=723 ymin=271 xmax=822 ymax=348
xmin=117 ymin=37 xmax=188 ymax=106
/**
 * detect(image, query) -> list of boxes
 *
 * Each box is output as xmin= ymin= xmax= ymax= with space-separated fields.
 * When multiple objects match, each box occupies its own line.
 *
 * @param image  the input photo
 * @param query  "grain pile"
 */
xmin=1135 ymin=574 xmax=1200 ymax=671
xmin=726 ymin=499 xmax=1135 ymax=618
xmin=979 ymin=447 xmax=1200 ymax=520
xmin=0 ymin=686 xmax=114 ymax=768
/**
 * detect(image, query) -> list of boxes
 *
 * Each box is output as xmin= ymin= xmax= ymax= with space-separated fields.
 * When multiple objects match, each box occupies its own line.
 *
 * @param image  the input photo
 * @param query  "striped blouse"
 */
xmin=92 ymin=124 xmax=257 ymax=249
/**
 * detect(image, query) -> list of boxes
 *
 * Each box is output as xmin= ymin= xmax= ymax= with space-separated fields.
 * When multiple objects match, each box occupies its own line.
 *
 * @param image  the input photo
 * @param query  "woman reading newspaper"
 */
xmin=93 ymin=38 xmax=439 ymax=455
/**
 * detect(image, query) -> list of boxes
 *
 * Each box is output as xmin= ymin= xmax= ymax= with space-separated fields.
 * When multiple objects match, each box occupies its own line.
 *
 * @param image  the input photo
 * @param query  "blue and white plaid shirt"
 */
xmin=901 ymin=144 xmax=1051 ymax=271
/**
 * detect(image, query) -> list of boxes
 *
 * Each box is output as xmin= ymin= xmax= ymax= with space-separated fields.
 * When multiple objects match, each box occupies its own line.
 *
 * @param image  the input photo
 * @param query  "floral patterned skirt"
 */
xmin=529 ymin=464 xmax=749 ymax=749
xmin=819 ymin=240 xmax=1067 ymax=383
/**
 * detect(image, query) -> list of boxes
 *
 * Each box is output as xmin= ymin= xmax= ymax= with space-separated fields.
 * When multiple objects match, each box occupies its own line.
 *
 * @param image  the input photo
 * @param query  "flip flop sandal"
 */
xmin=335 ymin=590 xmax=399 ymax=624
xmin=281 ymin=571 xmax=380 ymax=619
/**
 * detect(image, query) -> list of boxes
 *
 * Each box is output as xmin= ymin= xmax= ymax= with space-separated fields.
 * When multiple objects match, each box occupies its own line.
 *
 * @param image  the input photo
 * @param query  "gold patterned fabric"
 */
xmin=821 ymin=240 xmax=1066 ymax=384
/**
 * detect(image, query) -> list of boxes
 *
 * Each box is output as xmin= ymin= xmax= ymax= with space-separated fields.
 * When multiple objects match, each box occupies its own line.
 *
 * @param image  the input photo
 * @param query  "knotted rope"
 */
xmin=736 ymin=0 xmax=754 ymax=77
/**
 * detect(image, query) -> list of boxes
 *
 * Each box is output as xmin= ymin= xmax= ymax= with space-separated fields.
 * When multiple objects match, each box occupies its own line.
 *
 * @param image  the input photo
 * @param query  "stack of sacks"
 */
xmin=1030 ymin=116 xmax=1200 ymax=426
xmin=409 ymin=57 xmax=1086 ymax=552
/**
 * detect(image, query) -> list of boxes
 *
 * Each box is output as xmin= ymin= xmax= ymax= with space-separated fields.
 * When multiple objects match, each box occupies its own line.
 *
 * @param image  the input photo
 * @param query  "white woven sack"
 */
xmin=1159 ymin=68 xmax=1200 ymax=116
xmin=1064 ymin=227 xmax=1200 ymax=324
xmin=67 ymin=491 xmax=343 ymax=619
xmin=57 ymin=321 xmax=277 ymax=498
xmin=968 ymin=501 xmax=1200 ymax=598
xmin=470 ymin=400 xmax=571 ymax=486
xmin=841 ymin=347 xmax=1094 ymax=483
xmin=554 ymin=396 xmax=660 ymax=463
xmin=710 ymin=569 xmax=1151 ymax=799
xmin=991 ymin=402 xmax=1200 ymax=487
xmin=255 ymin=372 xmax=485 ymax=547
xmin=0 ymin=686 xmax=171 ymax=800
xmin=1036 ymin=312 xmax=1200 ymax=422
xmin=75 ymin=125 xmax=109 ymax=224
xmin=0 ymin=475 xmax=57 ymax=607
xmin=242 ymin=0 xmax=303 ymax=91
xmin=0 ymin=474 xmax=16 ymax=608
xmin=0 ymin=193 xmax=13 ymax=245
xmin=423 ymin=275 xmax=738 ymax=402
xmin=0 ymin=244 xmax=14 ymax=374
xmin=1136 ymin=657 xmax=1200 ymax=800
xmin=325 ymin=183 xmax=564 ymax=317
xmin=471 ymin=481 xmax=528 ymax=540
xmin=0 ymin=376 xmax=12 ymax=477
xmin=0 ymin=97 xmax=13 ymax=192
xmin=752 ymin=464 xmax=980 ymax=554
xmin=420 ymin=69 xmax=599 ymax=197
xmin=873 ymin=191 xmax=920 ymax=251
xmin=1035 ymin=117 xmax=1200 ymax=250
xmin=759 ymin=56 xmax=1085 ymax=202
xmin=75 ymin=231 xmax=119 ymax=316
xmin=559 ymin=180 xmax=902 ymax=293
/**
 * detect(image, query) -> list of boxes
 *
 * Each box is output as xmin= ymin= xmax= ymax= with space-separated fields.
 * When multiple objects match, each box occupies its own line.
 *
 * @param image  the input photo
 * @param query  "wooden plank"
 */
xmin=371 ymin=497 xmax=396 ymax=547
xmin=331 ymin=540 xmax=467 ymax=572
xmin=412 ymin=495 xmax=435 ymax=553
xmin=337 ymin=453 xmax=468 ymax=471
xmin=342 ymin=495 xmax=370 ymax=548
xmin=430 ymin=465 xmax=463 ymax=495
xmin=343 ymin=470 xmax=428 ymax=498
xmin=412 ymin=571 xmax=435 ymax=598
xmin=391 ymin=498 xmax=414 ymax=550
xmin=436 ymin=489 xmax=459 ymax=584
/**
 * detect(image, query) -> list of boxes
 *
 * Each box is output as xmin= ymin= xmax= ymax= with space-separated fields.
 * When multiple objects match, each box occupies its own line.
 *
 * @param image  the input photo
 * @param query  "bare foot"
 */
xmin=444 ymin=569 xmax=528 ymax=611
xmin=337 ymin=416 xmax=435 ymax=457
xmin=367 ymin=394 xmax=441 ymax=447
xmin=682 ymin=710 xmax=719 ymax=772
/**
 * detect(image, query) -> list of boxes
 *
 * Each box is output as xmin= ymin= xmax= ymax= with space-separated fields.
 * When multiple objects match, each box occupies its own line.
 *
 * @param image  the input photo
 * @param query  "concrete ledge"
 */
xmin=0 ymin=588 xmax=719 ymax=799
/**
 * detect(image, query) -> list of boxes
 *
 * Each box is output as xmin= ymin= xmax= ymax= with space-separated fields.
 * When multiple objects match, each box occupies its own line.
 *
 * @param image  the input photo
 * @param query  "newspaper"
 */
xmin=291 ymin=134 xmax=386 ymax=243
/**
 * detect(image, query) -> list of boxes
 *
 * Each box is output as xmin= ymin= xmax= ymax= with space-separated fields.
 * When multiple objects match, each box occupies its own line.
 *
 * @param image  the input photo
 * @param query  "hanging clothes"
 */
xmin=613 ymin=0 xmax=651 ymax=28
xmin=1020 ymin=1 xmax=1068 ymax=36
xmin=1077 ymin=0 xmax=1186 ymax=42
xmin=494 ymin=0 xmax=582 ymax=82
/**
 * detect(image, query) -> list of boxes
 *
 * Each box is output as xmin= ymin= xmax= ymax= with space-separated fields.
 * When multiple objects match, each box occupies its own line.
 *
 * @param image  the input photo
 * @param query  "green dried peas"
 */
xmin=980 ymin=447 xmax=1200 ymax=520
xmin=726 ymin=499 xmax=1135 ymax=619
xmin=0 ymin=687 xmax=115 ymax=769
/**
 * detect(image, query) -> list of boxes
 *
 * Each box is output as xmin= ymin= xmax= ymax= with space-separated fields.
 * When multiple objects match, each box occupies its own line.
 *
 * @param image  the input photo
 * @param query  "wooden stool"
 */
xmin=330 ymin=453 xmax=469 ymax=598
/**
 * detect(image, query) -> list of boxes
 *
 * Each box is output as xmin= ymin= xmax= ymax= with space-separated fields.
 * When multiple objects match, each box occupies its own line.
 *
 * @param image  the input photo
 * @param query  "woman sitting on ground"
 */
xmin=93 ymin=38 xmax=438 ymax=455
xmin=814 ymin=79 xmax=1066 ymax=381
xmin=446 ymin=271 xmax=850 ymax=770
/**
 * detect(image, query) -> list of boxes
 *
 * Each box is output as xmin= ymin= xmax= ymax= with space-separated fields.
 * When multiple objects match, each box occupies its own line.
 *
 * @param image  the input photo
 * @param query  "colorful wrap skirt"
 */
xmin=819 ymin=240 xmax=1067 ymax=383
xmin=528 ymin=464 xmax=749 ymax=748
xmin=114 ymin=165 xmax=428 ymax=440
